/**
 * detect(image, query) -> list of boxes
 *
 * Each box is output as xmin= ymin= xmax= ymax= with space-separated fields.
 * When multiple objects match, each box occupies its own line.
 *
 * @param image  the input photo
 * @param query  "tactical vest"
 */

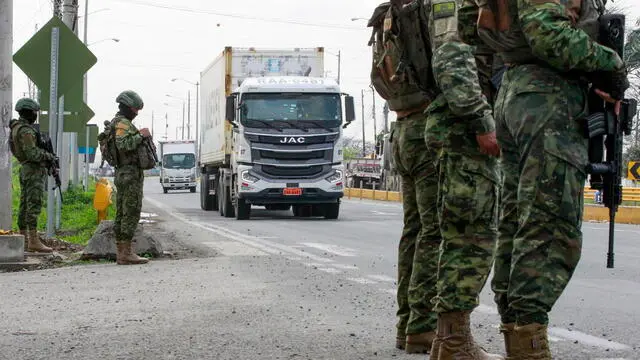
xmin=368 ymin=1 xmax=437 ymax=112
xmin=476 ymin=0 xmax=604 ymax=65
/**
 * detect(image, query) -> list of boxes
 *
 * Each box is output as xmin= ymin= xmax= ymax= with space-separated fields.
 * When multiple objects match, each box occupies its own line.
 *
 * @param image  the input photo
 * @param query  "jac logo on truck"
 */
xmin=280 ymin=137 xmax=305 ymax=144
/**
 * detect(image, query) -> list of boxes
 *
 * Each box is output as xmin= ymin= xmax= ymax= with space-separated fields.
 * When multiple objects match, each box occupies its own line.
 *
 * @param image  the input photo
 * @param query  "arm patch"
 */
xmin=433 ymin=1 xmax=456 ymax=19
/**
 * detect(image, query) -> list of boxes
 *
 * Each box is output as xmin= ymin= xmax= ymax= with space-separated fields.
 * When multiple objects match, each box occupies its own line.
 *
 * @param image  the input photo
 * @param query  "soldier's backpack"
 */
xmin=367 ymin=1 xmax=436 ymax=111
xmin=97 ymin=119 xmax=120 ymax=168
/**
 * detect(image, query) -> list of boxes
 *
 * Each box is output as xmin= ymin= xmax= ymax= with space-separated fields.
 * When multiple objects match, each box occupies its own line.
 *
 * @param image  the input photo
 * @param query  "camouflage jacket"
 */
xmin=113 ymin=113 xmax=143 ymax=166
xmin=9 ymin=118 xmax=54 ymax=164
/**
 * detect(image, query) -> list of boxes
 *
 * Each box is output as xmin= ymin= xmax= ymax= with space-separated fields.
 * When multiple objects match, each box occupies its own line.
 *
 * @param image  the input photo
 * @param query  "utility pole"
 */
xmin=195 ymin=82 xmax=199 ymax=160
xmin=361 ymin=89 xmax=366 ymax=157
xmin=165 ymin=112 xmax=168 ymax=140
xmin=0 ymin=0 xmax=13 ymax=230
xmin=383 ymin=101 xmax=389 ymax=133
xmin=370 ymin=84 xmax=376 ymax=153
xmin=187 ymin=90 xmax=191 ymax=139
xmin=337 ymin=50 xmax=341 ymax=85
xmin=151 ymin=110 xmax=154 ymax=138
xmin=181 ymin=101 xmax=185 ymax=140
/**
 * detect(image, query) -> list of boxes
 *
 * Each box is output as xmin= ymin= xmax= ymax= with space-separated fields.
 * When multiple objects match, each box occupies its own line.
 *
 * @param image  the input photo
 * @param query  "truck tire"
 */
xmin=222 ymin=183 xmax=235 ymax=218
xmin=235 ymin=197 xmax=251 ymax=220
xmin=200 ymin=173 xmax=217 ymax=211
xmin=190 ymin=187 xmax=196 ymax=193
xmin=292 ymin=205 xmax=312 ymax=218
xmin=218 ymin=179 xmax=224 ymax=216
xmin=324 ymin=202 xmax=340 ymax=220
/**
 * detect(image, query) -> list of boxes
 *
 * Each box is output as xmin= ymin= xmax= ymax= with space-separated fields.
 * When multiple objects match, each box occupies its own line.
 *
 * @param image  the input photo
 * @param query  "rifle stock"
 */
xmin=586 ymin=14 xmax=637 ymax=268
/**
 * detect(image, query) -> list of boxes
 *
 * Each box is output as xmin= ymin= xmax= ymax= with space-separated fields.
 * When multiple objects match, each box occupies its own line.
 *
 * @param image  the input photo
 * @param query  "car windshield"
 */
xmin=240 ymin=93 xmax=341 ymax=129
xmin=163 ymin=153 xmax=195 ymax=169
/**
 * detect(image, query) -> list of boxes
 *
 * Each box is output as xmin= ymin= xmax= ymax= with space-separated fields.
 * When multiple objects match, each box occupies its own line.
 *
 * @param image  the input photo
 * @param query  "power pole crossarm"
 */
xmin=0 ymin=0 xmax=13 ymax=229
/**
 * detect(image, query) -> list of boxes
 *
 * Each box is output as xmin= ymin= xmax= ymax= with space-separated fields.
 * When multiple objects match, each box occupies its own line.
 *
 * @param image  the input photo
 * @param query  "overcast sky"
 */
xmin=10 ymin=0 xmax=640 ymax=143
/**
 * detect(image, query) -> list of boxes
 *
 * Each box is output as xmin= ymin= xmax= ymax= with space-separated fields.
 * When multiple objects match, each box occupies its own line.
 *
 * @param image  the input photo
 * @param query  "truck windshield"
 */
xmin=163 ymin=153 xmax=195 ymax=169
xmin=241 ymin=93 xmax=342 ymax=129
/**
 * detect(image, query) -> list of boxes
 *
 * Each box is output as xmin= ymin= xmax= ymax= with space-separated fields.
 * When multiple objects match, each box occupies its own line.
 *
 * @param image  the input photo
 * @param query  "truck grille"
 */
xmin=261 ymin=165 xmax=324 ymax=178
xmin=256 ymin=149 xmax=326 ymax=160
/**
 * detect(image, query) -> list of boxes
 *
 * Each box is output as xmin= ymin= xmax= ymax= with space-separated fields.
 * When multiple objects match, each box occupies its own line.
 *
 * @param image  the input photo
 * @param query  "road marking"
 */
xmin=300 ymin=242 xmax=358 ymax=257
xmin=371 ymin=210 xmax=397 ymax=216
xmin=367 ymin=274 xmax=396 ymax=283
xmin=202 ymin=241 xmax=269 ymax=257
xmin=347 ymin=277 xmax=378 ymax=285
xmin=332 ymin=264 xmax=359 ymax=270
xmin=317 ymin=267 xmax=342 ymax=274
xmin=548 ymin=327 xmax=632 ymax=351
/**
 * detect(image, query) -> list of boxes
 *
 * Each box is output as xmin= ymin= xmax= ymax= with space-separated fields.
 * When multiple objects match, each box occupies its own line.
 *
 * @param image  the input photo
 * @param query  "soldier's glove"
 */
xmin=593 ymin=67 xmax=630 ymax=101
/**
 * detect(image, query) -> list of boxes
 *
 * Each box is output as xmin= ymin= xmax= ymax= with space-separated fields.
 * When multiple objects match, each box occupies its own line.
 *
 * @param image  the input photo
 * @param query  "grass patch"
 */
xmin=11 ymin=158 xmax=115 ymax=245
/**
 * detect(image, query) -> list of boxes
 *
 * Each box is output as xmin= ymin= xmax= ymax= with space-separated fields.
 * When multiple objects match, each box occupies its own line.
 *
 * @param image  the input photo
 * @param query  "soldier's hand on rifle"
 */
xmin=476 ymin=131 xmax=500 ymax=157
xmin=140 ymin=128 xmax=151 ymax=138
xmin=595 ymin=68 xmax=630 ymax=116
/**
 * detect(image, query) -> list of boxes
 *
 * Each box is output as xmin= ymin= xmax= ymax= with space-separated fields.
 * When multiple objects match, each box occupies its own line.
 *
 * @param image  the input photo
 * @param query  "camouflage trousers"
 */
xmin=114 ymin=165 xmax=144 ymax=243
xmin=391 ymin=111 xmax=440 ymax=335
xmin=424 ymin=99 xmax=500 ymax=313
xmin=17 ymin=163 xmax=47 ymax=230
xmin=492 ymin=64 xmax=587 ymax=326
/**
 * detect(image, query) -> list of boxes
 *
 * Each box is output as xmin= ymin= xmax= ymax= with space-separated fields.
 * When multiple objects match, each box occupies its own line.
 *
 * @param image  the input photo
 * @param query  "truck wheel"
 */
xmin=190 ymin=187 xmax=196 ymax=193
xmin=292 ymin=205 xmax=311 ymax=218
xmin=200 ymin=173 xmax=216 ymax=211
xmin=218 ymin=179 xmax=224 ymax=216
xmin=235 ymin=197 xmax=251 ymax=220
xmin=324 ymin=203 xmax=340 ymax=220
xmin=223 ymin=183 xmax=235 ymax=218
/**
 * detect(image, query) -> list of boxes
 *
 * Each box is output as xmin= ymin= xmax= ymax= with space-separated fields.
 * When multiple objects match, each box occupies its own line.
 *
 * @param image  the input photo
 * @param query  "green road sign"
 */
xmin=13 ymin=16 xmax=97 ymax=96
xmin=78 ymin=125 xmax=98 ymax=149
xmin=39 ymin=76 xmax=84 ymax=112
xmin=39 ymin=103 xmax=95 ymax=134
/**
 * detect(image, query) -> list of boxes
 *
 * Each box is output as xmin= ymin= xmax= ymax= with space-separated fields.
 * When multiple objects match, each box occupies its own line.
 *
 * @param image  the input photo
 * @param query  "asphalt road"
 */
xmin=0 ymin=177 xmax=638 ymax=359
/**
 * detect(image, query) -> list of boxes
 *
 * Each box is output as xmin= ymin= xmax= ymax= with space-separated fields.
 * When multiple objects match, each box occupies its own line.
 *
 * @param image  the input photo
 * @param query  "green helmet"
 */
xmin=115 ymin=90 xmax=144 ymax=109
xmin=15 ymin=98 xmax=40 ymax=112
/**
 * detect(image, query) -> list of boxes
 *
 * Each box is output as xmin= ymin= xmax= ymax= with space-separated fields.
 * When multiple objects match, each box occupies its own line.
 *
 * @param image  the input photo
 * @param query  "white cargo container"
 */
xmin=198 ymin=47 xmax=355 ymax=220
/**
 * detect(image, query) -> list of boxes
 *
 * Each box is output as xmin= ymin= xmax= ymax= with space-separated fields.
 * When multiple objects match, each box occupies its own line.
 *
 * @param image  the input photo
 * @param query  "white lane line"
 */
xmin=584 ymin=226 xmax=640 ymax=235
xmin=347 ymin=277 xmax=379 ymax=285
xmin=318 ymin=267 xmax=342 ymax=274
xmin=548 ymin=327 xmax=632 ymax=351
xmin=201 ymin=241 xmax=268 ymax=257
xmin=332 ymin=264 xmax=359 ymax=270
xmin=371 ymin=211 xmax=398 ymax=216
xmin=300 ymin=242 xmax=358 ymax=257
xmin=367 ymin=274 xmax=396 ymax=283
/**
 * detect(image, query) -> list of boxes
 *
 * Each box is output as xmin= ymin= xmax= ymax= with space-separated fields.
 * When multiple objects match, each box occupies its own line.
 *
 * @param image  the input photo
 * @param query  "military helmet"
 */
xmin=115 ymin=90 xmax=144 ymax=109
xmin=15 ymin=98 xmax=41 ymax=112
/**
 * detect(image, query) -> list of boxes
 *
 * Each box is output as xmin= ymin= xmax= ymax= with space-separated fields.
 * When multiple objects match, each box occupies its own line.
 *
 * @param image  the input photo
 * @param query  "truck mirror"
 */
xmin=226 ymin=96 xmax=237 ymax=125
xmin=344 ymin=95 xmax=355 ymax=128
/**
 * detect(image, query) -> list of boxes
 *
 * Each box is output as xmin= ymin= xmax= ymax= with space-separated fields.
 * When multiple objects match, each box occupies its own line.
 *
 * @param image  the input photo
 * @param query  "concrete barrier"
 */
xmin=345 ymin=188 xmax=640 ymax=225
xmin=0 ymin=235 xmax=25 ymax=262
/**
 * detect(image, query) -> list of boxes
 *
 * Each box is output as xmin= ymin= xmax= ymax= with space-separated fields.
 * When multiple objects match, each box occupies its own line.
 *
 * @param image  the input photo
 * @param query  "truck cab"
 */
xmin=159 ymin=140 xmax=197 ymax=194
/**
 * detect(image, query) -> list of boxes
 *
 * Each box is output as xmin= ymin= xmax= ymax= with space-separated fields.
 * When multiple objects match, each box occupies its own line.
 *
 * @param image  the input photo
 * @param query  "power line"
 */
xmin=109 ymin=0 xmax=365 ymax=30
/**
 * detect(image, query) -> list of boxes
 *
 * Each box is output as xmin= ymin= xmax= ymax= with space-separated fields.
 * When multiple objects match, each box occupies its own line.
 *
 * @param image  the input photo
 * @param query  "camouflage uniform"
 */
xmin=424 ymin=0 xmax=500 ymax=315
xmin=475 ymin=0 xmax=626 ymax=356
xmin=10 ymin=118 xmax=55 ymax=232
xmin=112 ymin=114 xmax=145 ymax=243
xmin=367 ymin=2 xmax=442 ymax=351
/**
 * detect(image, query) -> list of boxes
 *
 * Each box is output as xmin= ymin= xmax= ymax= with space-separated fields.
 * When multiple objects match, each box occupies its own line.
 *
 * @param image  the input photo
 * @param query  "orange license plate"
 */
xmin=283 ymin=188 xmax=302 ymax=196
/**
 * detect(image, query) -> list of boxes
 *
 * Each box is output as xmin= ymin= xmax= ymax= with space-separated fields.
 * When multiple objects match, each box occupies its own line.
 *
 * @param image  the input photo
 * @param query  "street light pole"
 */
xmin=187 ymin=90 xmax=191 ymax=139
xmin=361 ymin=89 xmax=366 ymax=157
xmin=181 ymin=101 xmax=185 ymax=140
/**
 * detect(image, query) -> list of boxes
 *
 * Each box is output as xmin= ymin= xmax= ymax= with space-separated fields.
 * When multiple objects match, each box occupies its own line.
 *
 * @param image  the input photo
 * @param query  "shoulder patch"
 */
xmin=383 ymin=17 xmax=392 ymax=31
xmin=433 ymin=1 xmax=456 ymax=19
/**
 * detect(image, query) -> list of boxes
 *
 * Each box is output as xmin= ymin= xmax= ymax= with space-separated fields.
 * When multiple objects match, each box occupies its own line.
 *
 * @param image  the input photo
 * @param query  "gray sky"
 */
xmin=10 ymin=0 xmax=640 ymax=143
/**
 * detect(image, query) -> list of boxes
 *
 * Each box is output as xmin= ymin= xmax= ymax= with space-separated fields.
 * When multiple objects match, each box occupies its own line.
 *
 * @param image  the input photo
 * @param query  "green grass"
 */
xmin=11 ymin=158 xmax=115 ymax=245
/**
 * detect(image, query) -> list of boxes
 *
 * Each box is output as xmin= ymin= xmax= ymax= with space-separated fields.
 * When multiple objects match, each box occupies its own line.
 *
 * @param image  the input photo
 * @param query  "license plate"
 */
xmin=283 ymin=188 xmax=302 ymax=196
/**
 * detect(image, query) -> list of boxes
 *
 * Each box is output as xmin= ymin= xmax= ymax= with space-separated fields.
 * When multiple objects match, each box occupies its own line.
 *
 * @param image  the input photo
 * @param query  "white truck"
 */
xmin=198 ymin=47 xmax=355 ymax=220
xmin=158 ymin=140 xmax=197 ymax=194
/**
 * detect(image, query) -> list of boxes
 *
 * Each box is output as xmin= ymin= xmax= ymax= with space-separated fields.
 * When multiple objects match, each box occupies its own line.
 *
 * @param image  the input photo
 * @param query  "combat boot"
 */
xmin=116 ymin=242 xmax=149 ymax=265
xmin=26 ymin=230 xmax=53 ymax=253
xmin=405 ymin=330 xmax=436 ymax=353
xmin=500 ymin=323 xmax=521 ymax=360
xmin=430 ymin=311 xmax=504 ymax=360
xmin=509 ymin=323 xmax=551 ymax=360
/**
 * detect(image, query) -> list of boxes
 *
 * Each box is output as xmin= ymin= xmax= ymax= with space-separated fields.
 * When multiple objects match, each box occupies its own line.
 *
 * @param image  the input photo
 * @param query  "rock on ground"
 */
xmin=81 ymin=220 xmax=164 ymax=260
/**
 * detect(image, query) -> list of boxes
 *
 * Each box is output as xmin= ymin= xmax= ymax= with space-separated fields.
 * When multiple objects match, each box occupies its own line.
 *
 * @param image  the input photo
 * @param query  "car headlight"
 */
xmin=325 ymin=170 xmax=343 ymax=183
xmin=241 ymin=170 xmax=260 ymax=183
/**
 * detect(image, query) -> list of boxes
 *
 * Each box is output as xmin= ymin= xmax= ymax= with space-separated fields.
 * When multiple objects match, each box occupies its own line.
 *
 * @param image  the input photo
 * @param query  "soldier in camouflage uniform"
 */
xmin=9 ymin=98 xmax=55 ymax=253
xmin=367 ymin=2 xmax=441 ymax=353
xmin=422 ymin=0 xmax=504 ymax=359
xmin=474 ymin=0 xmax=629 ymax=358
xmin=111 ymin=90 xmax=152 ymax=265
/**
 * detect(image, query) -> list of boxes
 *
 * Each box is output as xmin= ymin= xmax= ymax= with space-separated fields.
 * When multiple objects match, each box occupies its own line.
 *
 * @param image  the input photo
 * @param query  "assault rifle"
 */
xmin=586 ymin=14 xmax=637 ymax=269
xmin=143 ymin=136 xmax=158 ymax=164
xmin=39 ymin=133 xmax=64 ymax=203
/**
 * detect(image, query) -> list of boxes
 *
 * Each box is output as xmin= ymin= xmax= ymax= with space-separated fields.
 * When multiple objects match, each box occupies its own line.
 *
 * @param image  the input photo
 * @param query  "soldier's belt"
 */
xmin=396 ymin=100 xmax=431 ymax=120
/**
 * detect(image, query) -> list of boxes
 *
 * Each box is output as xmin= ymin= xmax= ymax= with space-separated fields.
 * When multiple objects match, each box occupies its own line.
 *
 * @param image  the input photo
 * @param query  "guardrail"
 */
xmin=346 ymin=187 xmax=640 ymax=203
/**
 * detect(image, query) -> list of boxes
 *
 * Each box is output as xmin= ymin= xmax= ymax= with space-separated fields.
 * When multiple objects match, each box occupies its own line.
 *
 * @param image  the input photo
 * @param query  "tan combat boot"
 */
xmin=26 ymin=230 xmax=53 ymax=253
xmin=405 ymin=330 xmax=436 ymax=354
xmin=500 ymin=323 xmax=520 ymax=360
xmin=116 ymin=242 xmax=149 ymax=265
xmin=509 ymin=323 xmax=551 ymax=360
xmin=430 ymin=311 xmax=504 ymax=360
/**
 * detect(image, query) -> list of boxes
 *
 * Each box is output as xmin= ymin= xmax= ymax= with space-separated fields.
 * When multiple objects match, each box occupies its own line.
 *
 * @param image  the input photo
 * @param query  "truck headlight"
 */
xmin=241 ymin=170 xmax=260 ymax=183
xmin=189 ymin=175 xmax=196 ymax=181
xmin=325 ymin=170 xmax=343 ymax=183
